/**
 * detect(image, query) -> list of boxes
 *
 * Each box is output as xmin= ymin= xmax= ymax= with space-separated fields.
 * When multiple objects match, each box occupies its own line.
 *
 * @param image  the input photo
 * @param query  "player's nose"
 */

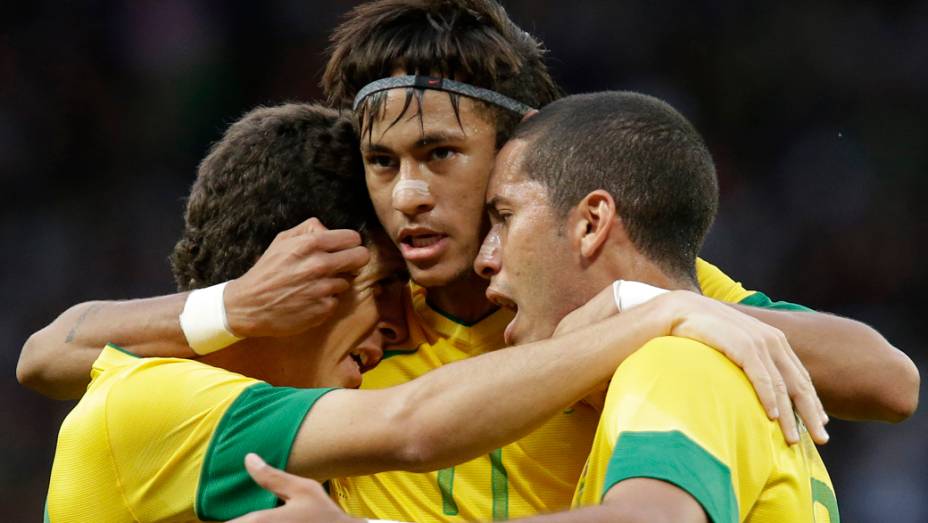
xmin=474 ymin=226 xmax=502 ymax=279
xmin=392 ymin=170 xmax=434 ymax=217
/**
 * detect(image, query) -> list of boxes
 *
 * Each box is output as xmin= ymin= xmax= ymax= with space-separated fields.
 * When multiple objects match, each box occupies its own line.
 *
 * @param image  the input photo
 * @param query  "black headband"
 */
xmin=352 ymin=75 xmax=535 ymax=116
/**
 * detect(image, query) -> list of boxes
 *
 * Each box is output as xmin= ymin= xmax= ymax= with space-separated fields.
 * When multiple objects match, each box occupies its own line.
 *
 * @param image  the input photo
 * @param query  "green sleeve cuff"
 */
xmin=197 ymin=383 xmax=335 ymax=521
xmin=739 ymin=291 xmax=813 ymax=312
xmin=603 ymin=430 xmax=738 ymax=523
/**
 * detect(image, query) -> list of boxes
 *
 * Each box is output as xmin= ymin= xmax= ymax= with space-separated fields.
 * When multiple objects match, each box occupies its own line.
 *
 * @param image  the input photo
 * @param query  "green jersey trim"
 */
xmin=196 ymin=383 xmax=335 ymax=521
xmin=424 ymin=298 xmax=497 ymax=327
xmin=382 ymin=348 xmax=420 ymax=360
xmin=738 ymin=291 xmax=812 ymax=312
xmin=105 ymin=343 xmax=141 ymax=358
xmin=602 ymin=430 xmax=737 ymax=523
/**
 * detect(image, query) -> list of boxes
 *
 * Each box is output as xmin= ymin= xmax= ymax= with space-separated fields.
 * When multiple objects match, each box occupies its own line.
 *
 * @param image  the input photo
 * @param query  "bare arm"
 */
xmin=17 ymin=296 xmax=192 ymax=399
xmin=735 ymin=305 xmax=920 ymax=422
xmin=17 ymin=218 xmax=369 ymax=400
xmin=517 ymin=478 xmax=707 ymax=523
xmin=285 ymin=291 xmax=814 ymax=480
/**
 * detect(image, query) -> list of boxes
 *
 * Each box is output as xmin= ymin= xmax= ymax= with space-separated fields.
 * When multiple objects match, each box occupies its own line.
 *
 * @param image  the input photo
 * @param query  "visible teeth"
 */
xmin=359 ymin=352 xmax=369 ymax=366
xmin=411 ymin=235 xmax=441 ymax=248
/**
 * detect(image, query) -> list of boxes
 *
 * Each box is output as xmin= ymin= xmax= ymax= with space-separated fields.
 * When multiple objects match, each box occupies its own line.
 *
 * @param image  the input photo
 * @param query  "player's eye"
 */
xmin=488 ymin=206 xmax=510 ymax=226
xmin=429 ymin=147 xmax=455 ymax=162
xmin=365 ymin=154 xmax=397 ymax=169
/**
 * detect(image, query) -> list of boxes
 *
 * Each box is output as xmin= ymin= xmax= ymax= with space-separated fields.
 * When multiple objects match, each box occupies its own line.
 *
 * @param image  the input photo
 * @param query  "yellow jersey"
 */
xmin=571 ymin=336 xmax=838 ymax=522
xmin=46 ymin=344 xmax=334 ymax=522
xmin=331 ymin=259 xmax=803 ymax=521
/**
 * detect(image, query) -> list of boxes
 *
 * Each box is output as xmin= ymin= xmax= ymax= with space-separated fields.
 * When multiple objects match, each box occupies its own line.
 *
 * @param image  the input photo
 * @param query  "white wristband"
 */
xmin=179 ymin=281 xmax=243 ymax=355
xmin=612 ymin=280 xmax=669 ymax=312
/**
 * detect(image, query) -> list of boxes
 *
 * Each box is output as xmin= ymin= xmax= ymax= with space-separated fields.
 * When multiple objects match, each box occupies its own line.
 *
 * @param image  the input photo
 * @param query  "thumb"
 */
xmin=244 ymin=453 xmax=298 ymax=500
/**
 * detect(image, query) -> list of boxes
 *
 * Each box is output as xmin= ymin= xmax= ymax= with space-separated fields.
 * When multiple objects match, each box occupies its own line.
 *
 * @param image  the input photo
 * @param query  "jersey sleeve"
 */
xmin=597 ymin=337 xmax=777 ymax=523
xmin=197 ymin=383 xmax=335 ymax=520
xmin=696 ymin=258 xmax=812 ymax=311
xmin=102 ymin=356 xmax=334 ymax=522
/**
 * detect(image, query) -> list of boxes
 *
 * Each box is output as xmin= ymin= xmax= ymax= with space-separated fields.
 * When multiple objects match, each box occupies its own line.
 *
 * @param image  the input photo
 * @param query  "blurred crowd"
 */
xmin=1 ymin=1 xmax=925 ymax=521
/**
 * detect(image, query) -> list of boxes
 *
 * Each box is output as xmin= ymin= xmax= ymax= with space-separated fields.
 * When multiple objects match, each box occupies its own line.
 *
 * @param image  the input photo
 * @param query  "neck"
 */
xmin=426 ymin=270 xmax=498 ymax=324
xmin=599 ymin=251 xmax=699 ymax=294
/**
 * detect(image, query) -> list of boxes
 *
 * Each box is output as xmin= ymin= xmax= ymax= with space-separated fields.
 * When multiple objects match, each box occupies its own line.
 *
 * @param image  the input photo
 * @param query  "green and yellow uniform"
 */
xmin=331 ymin=259 xmax=807 ymax=522
xmin=46 ymin=344 xmax=334 ymax=523
xmin=571 ymin=336 xmax=838 ymax=522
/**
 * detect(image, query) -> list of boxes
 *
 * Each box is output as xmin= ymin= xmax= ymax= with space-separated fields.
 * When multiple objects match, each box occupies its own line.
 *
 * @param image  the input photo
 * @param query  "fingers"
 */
xmin=769 ymin=359 xmax=799 ymax=445
xmin=739 ymin=344 xmax=780 ymax=421
xmin=244 ymin=453 xmax=298 ymax=500
xmin=278 ymin=218 xmax=363 ymax=254
xmin=770 ymin=336 xmax=830 ymax=445
xmin=319 ymin=245 xmax=370 ymax=275
xmin=781 ymin=339 xmax=830 ymax=426
xmin=277 ymin=217 xmax=328 ymax=240
xmin=664 ymin=293 xmax=830 ymax=446
xmin=310 ymin=229 xmax=364 ymax=253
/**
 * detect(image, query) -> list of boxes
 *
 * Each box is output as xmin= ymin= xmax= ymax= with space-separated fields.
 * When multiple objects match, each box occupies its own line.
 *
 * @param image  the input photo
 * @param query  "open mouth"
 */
xmin=397 ymin=229 xmax=449 ymax=262
xmin=347 ymin=346 xmax=382 ymax=373
xmin=403 ymin=233 xmax=443 ymax=248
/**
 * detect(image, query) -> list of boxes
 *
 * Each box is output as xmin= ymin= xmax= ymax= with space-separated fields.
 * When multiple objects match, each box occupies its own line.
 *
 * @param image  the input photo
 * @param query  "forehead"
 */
xmin=364 ymin=88 xmax=494 ymax=146
xmin=488 ymin=139 xmax=531 ymax=199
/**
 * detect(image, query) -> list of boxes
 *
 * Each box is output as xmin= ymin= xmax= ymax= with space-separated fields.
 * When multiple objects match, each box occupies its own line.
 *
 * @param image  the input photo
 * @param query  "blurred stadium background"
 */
xmin=1 ymin=1 xmax=925 ymax=521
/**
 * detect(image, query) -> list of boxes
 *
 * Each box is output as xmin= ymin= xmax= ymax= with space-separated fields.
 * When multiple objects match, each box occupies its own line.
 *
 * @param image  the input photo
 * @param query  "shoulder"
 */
xmin=615 ymin=336 xmax=738 ymax=380
xmin=608 ymin=336 xmax=763 ymax=417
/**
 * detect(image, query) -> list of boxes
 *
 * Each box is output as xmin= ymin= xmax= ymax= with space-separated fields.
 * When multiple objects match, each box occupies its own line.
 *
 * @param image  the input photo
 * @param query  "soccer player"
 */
xmin=228 ymin=91 xmax=841 ymax=523
xmin=320 ymin=1 xmax=912 ymax=520
xmin=43 ymin=102 xmax=793 ymax=522
xmin=476 ymin=91 xmax=840 ymax=522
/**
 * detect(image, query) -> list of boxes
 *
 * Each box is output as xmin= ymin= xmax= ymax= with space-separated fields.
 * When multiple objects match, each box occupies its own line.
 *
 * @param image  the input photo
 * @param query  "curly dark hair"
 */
xmin=170 ymin=103 xmax=375 ymax=291
xmin=322 ymin=0 xmax=563 ymax=147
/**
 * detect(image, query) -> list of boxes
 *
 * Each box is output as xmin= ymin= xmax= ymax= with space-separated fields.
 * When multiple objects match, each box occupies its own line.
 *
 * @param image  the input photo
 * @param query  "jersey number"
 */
xmin=438 ymin=448 xmax=509 ymax=520
xmin=811 ymin=478 xmax=840 ymax=522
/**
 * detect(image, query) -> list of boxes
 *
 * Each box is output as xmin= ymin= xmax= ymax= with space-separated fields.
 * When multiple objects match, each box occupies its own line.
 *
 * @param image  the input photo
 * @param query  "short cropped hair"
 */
xmin=170 ymin=103 xmax=374 ymax=291
xmin=514 ymin=91 xmax=719 ymax=280
xmin=323 ymin=0 xmax=562 ymax=146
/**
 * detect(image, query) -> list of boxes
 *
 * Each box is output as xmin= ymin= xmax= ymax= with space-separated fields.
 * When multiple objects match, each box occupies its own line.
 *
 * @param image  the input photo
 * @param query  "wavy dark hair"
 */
xmin=322 ymin=0 xmax=562 ymax=146
xmin=170 ymin=103 xmax=375 ymax=291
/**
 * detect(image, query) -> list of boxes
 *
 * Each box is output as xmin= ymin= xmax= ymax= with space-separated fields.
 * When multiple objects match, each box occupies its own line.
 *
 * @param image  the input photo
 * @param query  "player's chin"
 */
xmin=406 ymin=256 xmax=470 ymax=288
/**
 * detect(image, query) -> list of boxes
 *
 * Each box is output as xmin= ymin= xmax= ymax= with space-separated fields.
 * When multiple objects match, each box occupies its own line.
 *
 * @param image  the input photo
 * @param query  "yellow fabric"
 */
xmin=571 ymin=337 xmax=837 ymax=522
xmin=332 ymin=259 xmax=753 ymax=522
xmin=46 ymin=345 xmax=258 ymax=523
xmin=696 ymin=258 xmax=754 ymax=303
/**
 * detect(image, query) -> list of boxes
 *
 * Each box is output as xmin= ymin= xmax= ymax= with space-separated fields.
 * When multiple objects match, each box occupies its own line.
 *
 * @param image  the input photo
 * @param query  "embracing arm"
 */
xmin=515 ymin=479 xmax=707 ymax=523
xmin=735 ymin=305 xmax=919 ymax=422
xmin=17 ymin=218 xmax=369 ymax=400
xmin=284 ymin=290 xmax=819 ymax=480
xmin=17 ymin=296 xmax=192 ymax=399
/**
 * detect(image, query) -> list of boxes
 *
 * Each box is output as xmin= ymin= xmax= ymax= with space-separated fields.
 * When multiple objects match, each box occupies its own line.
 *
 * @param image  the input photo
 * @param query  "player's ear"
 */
xmin=572 ymin=190 xmax=617 ymax=261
